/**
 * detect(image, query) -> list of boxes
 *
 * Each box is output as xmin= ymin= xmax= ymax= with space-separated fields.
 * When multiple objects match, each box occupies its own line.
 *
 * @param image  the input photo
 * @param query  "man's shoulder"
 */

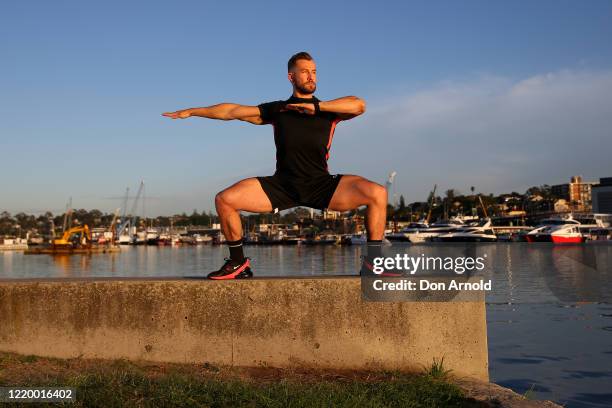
xmin=258 ymin=100 xmax=287 ymax=123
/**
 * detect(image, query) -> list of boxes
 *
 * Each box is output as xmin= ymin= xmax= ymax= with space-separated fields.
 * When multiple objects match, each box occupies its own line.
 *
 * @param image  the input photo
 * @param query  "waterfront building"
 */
xmin=322 ymin=209 xmax=341 ymax=220
xmin=551 ymin=175 xmax=596 ymax=212
xmin=592 ymin=177 xmax=612 ymax=213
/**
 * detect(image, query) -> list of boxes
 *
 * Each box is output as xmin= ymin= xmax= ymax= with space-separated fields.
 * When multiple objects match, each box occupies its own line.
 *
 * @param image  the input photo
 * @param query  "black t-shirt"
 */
xmin=258 ymin=95 xmax=341 ymax=180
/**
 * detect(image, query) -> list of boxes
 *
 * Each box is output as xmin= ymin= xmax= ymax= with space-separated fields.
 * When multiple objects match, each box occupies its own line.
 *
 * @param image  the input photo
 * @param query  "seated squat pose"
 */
xmin=163 ymin=52 xmax=387 ymax=279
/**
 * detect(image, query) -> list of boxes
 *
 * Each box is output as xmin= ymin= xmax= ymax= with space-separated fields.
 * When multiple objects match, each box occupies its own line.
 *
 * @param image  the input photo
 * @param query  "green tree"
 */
xmin=399 ymin=195 xmax=406 ymax=211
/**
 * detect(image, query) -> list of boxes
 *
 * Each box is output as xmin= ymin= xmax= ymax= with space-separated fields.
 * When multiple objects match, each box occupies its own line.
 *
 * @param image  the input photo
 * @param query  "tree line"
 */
xmin=0 ymin=184 xmax=563 ymax=236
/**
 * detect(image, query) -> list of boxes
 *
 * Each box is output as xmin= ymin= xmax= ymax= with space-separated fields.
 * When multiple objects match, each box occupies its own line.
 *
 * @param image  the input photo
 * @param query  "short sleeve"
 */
xmin=322 ymin=111 xmax=342 ymax=122
xmin=258 ymin=101 xmax=285 ymax=124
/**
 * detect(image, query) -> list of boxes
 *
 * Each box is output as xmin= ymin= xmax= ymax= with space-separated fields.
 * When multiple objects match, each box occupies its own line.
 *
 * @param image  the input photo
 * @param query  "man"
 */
xmin=163 ymin=52 xmax=387 ymax=279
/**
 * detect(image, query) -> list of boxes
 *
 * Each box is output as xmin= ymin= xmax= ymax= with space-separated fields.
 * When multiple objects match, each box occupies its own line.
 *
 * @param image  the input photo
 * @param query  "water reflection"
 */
xmin=1 ymin=243 xmax=611 ymax=407
xmin=488 ymin=302 xmax=612 ymax=407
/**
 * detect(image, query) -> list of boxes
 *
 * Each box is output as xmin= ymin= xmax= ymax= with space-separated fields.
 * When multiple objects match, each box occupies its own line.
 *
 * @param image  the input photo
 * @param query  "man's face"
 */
xmin=288 ymin=59 xmax=317 ymax=95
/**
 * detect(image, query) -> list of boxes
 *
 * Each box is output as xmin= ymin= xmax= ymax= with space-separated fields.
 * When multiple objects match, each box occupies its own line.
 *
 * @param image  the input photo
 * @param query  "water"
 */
xmin=488 ymin=302 xmax=612 ymax=408
xmin=1 ymin=243 xmax=611 ymax=407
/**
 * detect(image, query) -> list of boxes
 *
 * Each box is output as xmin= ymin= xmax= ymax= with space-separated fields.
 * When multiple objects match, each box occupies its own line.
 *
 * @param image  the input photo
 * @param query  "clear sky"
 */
xmin=1 ymin=0 xmax=612 ymax=215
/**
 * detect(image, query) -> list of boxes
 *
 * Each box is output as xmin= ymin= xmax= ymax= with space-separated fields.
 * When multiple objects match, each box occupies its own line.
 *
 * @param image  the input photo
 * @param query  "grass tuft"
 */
xmin=424 ymin=357 xmax=453 ymax=380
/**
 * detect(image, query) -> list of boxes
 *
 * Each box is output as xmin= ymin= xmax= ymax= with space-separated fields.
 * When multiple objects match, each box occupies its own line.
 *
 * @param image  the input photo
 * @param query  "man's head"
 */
xmin=288 ymin=52 xmax=316 ymax=96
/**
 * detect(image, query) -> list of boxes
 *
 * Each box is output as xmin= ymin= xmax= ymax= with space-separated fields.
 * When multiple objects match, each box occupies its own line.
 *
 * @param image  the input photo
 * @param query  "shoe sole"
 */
xmin=183 ymin=271 xmax=253 ymax=280
xmin=208 ymin=266 xmax=253 ymax=280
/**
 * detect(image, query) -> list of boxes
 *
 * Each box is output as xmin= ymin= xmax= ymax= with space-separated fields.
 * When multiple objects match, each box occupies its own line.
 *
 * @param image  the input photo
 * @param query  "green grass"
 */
xmin=0 ymin=353 xmax=487 ymax=408
xmin=424 ymin=357 xmax=453 ymax=380
xmin=3 ymin=373 xmax=481 ymax=408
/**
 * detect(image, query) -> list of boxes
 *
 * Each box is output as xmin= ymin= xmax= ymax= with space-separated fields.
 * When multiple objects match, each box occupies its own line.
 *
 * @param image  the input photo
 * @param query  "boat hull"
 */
xmin=25 ymin=246 xmax=121 ymax=255
xmin=527 ymin=234 xmax=585 ymax=243
xmin=551 ymin=235 xmax=586 ymax=244
xmin=386 ymin=234 xmax=412 ymax=242
xmin=303 ymin=240 xmax=338 ymax=245
xmin=526 ymin=234 xmax=552 ymax=243
xmin=438 ymin=236 xmax=497 ymax=243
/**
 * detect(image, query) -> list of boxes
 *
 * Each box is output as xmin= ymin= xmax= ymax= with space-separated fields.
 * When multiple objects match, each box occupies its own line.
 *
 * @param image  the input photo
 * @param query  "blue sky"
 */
xmin=1 ymin=1 xmax=611 ymax=215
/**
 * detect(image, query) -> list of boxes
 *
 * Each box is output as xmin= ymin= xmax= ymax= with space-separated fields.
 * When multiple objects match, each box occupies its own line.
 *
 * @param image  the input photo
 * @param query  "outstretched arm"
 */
xmin=285 ymin=96 xmax=366 ymax=120
xmin=162 ymin=104 xmax=264 ymax=125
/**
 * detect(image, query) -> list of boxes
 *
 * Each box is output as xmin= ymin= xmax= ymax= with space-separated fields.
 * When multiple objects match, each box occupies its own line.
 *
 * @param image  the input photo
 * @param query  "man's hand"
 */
xmin=162 ymin=104 xmax=263 ymax=124
xmin=162 ymin=110 xmax=191 ymax=119
xmin=284 ymin=103 xmax=315 ymax=115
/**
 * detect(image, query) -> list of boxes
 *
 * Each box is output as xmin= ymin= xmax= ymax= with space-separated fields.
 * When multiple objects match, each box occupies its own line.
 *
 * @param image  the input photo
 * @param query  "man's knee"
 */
xmin=367 ymin=182 xmax=387 ymax=206
xmin=215 ymin=190 xmax=233 ymax=210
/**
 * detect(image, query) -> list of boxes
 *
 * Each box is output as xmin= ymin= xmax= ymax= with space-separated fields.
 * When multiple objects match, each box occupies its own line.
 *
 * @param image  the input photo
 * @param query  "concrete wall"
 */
xmin=0 ymin=277 xmax=488 ymax=381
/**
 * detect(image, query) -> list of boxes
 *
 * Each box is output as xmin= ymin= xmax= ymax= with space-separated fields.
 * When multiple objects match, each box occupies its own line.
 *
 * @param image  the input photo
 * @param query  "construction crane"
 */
xmin=49 ymin=216 xmax=56 ymax=240
xmin=131 ymin=181 xmax=145 ymax=235
xmin=108 ymin=208 xmax=121 ymax=243
xmin=61 ymin=197 xmax=73 ymax=233
xmin=120 ymin=187 xmax=129 ymax=228
xmin=386 ymin=171 xmax=397 ymax=206
xmin=116 ymin=181 xmax=144 ymax=238
xmin=115 ymin=187 xmax=130 ymax=237
xmin=425 ymin=184 xmax=437 ymax=224
xmin=478 ymin=195 xmax=489 ymax=218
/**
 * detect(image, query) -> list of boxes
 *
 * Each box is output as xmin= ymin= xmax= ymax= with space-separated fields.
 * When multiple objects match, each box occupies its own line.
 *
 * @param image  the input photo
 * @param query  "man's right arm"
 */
xmin=162 ymin=104 xmax=264 ymax=125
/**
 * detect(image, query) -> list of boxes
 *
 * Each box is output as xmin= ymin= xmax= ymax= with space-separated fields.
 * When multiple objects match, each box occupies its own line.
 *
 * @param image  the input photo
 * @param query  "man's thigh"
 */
xmin=327 ymin=174 xmax=380 ymax=212
xmin=218 ymin=177 xmax=273 ymax=213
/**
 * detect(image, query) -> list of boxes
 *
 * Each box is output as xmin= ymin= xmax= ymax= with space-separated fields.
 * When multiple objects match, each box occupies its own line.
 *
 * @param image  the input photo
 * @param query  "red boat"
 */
xmin=527 ymin=217 xmax=585 ymax=243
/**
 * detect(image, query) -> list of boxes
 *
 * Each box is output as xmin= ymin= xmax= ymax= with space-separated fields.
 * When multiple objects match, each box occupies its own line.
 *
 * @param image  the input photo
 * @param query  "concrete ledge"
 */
xmin=0 ymin=277 xmax=488 ymax=381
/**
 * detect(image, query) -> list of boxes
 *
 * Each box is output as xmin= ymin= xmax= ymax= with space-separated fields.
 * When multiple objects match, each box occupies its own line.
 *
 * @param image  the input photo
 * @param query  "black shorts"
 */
xmin=257 ymin=173 xmax=343 ymax=212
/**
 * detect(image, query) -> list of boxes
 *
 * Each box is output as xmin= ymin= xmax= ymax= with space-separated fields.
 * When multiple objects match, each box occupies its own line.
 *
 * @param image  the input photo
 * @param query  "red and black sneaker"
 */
xmin=207 ymin=258 xmax=253 ymax=280
xmin=359 ymin=257 xmax=402 ymax=277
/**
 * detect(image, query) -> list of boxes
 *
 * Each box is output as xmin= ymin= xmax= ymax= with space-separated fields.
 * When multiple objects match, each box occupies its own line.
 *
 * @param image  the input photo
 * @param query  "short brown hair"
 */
xmin=288 ymin=52 xmax=313 ymax=72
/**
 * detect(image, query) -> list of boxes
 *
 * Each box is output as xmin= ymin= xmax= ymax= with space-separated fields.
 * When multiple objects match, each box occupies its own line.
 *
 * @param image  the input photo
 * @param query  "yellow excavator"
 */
xmin=52 ymin=225 xmax=92 ymax=248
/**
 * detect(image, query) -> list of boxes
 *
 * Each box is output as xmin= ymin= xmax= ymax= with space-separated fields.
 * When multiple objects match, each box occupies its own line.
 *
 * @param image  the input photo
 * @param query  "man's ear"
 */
xmin=287 ymin=72 xmax=295 ymax=84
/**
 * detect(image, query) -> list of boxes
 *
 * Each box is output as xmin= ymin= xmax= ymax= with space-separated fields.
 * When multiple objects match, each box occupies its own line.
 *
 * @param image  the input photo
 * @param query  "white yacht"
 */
xmin=407 ymin=219 xmax=466 ymax=243
xmin=194 ymin=234 xmax=213 ymax=244
xmin=117 ymin=233 xmax=132 ymax=245
xmin=146 ymin=228 xmax=160 ymax=245
xmin=437 ymin=218 xmax=497 ymax=242
xmin=386 ymin=222 xmax=429 ymax=242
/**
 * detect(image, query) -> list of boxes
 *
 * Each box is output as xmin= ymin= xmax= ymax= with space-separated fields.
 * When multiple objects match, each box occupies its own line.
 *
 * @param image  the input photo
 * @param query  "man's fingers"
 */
xmin=285 ymin=104 xmax=308 ymax=113
xmin=163 ymin=112 xmax=184 ymax=119
xmin=282 ymin=103 xmax=314 ymax=115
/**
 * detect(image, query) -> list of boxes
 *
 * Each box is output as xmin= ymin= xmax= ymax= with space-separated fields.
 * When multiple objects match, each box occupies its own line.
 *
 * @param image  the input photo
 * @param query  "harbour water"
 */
xmin=1 ymin=243 xmax=611 ymax=407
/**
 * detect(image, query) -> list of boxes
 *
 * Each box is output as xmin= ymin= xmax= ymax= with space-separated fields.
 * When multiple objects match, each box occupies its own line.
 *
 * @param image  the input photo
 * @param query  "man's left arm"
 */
xmin=319 ymin=96 xmax=366 ymax=120
xmin=285 ymin=96 xmax=366 ymax=120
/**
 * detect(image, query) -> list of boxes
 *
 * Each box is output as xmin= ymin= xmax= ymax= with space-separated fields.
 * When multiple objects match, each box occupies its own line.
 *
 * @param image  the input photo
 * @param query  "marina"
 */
xmin=3 ymin=177 xmax=611 ymax=253
xmin=3 ymin=211 xmax=610 ymax=252
xmin=1 ymin=177 xmax=611 ymax=407
xmin=1 ymin=243 xmax=611 ymax=406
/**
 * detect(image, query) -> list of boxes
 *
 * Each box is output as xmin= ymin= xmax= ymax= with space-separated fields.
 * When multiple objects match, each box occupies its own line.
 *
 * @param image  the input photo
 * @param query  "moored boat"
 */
xmin=407 ymin=219 xmax=465 ymax=243
xmin=526 ymin=216 xmax=585 ymax=243
xmin=386 ymin=222 xmax=429 ymax=242
xmin=437 ymin=218 xmax=497 ymax=242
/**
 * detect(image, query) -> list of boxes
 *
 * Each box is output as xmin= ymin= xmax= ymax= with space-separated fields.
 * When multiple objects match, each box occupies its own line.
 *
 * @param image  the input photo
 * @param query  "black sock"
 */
xmin=366 ymin=239 xmax=383 ymax=260
xmin=227 ymin=239 xmax=245 ymax=262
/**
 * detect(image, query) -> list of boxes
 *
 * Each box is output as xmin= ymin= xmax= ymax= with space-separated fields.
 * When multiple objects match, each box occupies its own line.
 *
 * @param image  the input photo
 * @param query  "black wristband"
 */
xmin=313 ymin=100 xmax=321 ymax=115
